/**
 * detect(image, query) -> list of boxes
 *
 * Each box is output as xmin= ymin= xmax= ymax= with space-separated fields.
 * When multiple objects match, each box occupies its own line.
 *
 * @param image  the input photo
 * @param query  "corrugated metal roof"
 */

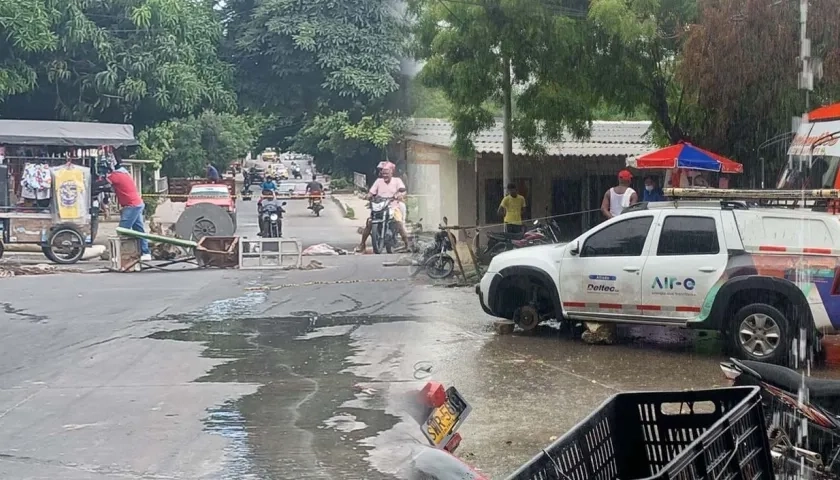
xmin=406 ymin=118 xmax=656 ymax=157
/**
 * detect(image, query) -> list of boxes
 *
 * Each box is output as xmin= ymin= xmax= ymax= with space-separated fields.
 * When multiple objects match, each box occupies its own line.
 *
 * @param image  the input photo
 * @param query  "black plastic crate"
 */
xmin=506 ymin=387 xmax=773 ymax=480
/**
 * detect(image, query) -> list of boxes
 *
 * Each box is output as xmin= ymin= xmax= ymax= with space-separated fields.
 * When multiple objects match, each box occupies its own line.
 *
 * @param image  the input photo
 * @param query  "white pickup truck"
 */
xmin=476 ymin=200 xmax=840 ymax=364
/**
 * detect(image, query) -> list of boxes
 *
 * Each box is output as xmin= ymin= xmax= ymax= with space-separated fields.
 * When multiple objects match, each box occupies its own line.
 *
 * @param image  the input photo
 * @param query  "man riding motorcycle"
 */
xmin=260 ymin=175 xmax=277 ymax=194
xmin=306 ymin=174 xmax=323 ymax=208
xmin=257 ymin=189 xmax=281 ymax=237
xmin=357 ymin=162 xmax=410 ymax=252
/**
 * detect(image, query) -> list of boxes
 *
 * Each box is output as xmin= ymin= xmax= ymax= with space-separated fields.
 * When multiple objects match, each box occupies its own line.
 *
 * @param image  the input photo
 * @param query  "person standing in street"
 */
xmin=206 ymin=163 xmax=220 ymax=183
xmin=601 ymin=170 xmax=638 ymax=219
xmin=498 ymin=183 xmax=527 ymax=233
xmin=107 ymin=161 xmax=151 ymax=261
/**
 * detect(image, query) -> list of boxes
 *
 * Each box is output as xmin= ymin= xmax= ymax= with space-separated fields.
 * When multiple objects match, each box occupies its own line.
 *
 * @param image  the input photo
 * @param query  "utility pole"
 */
xmin=502 ymin=56 xmax=512 ymax=188
xmin=798 ymin=0 xmax=812 ymax=113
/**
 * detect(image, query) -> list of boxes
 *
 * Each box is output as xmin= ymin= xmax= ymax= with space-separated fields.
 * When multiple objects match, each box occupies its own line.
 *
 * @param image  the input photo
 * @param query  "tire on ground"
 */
xmin=42 ymin=224 xmax=86 ymax=264
xmin=728 ymin=302 xmax=790 ymax=365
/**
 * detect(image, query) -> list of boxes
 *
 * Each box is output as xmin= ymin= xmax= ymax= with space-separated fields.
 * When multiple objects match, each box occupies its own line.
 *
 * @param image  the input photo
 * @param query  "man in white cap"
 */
xmin=358 ymin=162 xmax=410 ymax=252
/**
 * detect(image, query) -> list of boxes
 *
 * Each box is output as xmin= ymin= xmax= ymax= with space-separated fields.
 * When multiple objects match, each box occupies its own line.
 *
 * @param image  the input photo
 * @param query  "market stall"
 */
xmin=626 ymin=141 xmax=743 ymax=190
xmin=0 ymin=119 xmax=138 ymax=263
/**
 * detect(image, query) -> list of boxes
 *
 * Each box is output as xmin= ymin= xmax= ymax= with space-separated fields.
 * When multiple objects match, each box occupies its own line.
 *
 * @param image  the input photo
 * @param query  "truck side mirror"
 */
xmin=569 ymin=240 xmax=580 ymax=256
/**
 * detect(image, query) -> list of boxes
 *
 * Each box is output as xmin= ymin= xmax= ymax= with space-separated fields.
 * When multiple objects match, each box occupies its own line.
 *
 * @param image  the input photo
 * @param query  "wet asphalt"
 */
xmin=3 ymin=189 xmax=840 ymax=479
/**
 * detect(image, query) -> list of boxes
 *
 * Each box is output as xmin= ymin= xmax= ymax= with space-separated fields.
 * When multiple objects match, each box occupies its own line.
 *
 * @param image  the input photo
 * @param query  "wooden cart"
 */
xmin=0 ymin=209 xmax=94 ymax=264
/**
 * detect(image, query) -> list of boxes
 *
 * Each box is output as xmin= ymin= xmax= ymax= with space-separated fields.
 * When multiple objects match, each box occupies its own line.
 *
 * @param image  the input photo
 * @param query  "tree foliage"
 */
xmin=0 ymin=0 xmax=235 ymax=128
xmin=412 ymin=0 xmax=598 ymax=158
xmin=0 ymin=0 xmax=59 ymax=98
xmin=223 ymin=0 xmax=408 ymax=172
xmin=588 ymin=0 xmax=697 ymax=144
xmin=224 ymin=0 xmax=406 ymax=114
xmin=138 ymin=111 xmax=258 ymax=177
xmin=679 ymin=0 xmax=840 ymax=166
xmin=291 ymin=111 xmax=406 ymax=175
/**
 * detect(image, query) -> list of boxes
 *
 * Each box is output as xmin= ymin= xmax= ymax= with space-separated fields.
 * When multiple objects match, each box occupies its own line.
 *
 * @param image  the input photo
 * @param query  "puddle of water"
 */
xmin=149 ymin=315 xmax=418 ymax=479
xmin=297 ymin=324 xmax=356 ymax=340
xmin=323 ymin=413 xmax=368 ymax=433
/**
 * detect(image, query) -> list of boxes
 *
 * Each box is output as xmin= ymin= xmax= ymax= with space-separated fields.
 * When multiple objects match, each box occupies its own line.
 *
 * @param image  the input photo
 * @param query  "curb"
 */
xmin=331 ymin=195 xmax=350 ymax=218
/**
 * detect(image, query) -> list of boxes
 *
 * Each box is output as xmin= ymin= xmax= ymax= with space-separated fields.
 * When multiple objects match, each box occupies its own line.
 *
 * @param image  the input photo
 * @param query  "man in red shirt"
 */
xmin=107 ymin=162 xmax=151 ymax=261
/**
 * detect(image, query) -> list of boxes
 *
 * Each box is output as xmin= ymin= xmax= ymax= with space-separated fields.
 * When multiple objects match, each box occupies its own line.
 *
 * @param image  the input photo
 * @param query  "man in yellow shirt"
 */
xmin=498 ymin=183 xmax=527 ymax=233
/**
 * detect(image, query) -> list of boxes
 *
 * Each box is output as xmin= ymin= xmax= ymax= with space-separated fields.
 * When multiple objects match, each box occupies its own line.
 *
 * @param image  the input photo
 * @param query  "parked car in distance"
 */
xmin=186 ymin=184 xmax=237 ymax=226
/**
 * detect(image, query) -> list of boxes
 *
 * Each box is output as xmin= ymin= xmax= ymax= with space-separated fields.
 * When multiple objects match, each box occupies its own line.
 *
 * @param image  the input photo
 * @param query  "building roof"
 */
xmin=0 ymin=119 xmax=137 ymax=147
xmin=406 ymin=118 xmax=656 ymax=157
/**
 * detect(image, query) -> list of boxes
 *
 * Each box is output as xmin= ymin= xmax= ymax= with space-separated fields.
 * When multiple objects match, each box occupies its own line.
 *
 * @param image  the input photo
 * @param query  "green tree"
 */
xmin=223 ymin=0 xmax=409 ymax=172
xmin=139 ymin=111 xmax=258 ymax=177
xmin=412 ymin=0 xmax=597 ymax=158
xmin=291 ymin=111 xmax=406 ymax=176
xmin=587 ymin=0 xmax=696 ymax=145
xmin=678 ymin=0 xmax=840 ymax=172
xmin=224 ymin=0 xmax=406 ymax=114
xmin=0 ymin=0 xmax=235 ymax=128
xmin=0 ymin=0 xmax=59 ymax=98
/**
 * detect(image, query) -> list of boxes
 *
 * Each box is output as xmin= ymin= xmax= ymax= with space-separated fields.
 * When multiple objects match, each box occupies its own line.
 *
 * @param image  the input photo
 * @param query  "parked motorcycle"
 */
xmin=258 ymin=191 xmax=286 ymax=238
xmin=720 ymin=358 xmax=840 ymax=476
xmin=480 ymin=218 xmax=561 ymax=263
xmin=369 ymin=195 xmax=399 ymax=254
xmin=413 ymin=218 xmax=455 ymax=279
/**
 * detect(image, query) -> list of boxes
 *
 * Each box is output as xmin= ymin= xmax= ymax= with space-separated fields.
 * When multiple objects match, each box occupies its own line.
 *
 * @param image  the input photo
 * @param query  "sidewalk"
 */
xmin=331 ymin=193 xmax=368 ymax=228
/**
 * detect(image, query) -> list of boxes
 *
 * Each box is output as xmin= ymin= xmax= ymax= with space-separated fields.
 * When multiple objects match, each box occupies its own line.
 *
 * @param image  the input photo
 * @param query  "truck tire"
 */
xmin=728 ymin=303 xmax=790 ymax=364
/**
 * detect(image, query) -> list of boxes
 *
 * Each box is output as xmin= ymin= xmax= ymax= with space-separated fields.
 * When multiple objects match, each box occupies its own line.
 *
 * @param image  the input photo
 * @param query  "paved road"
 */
xmin=6 ymin=181 xmax=840 ymax=478
xmin=240 ymin=166 xmax=360 ymax=251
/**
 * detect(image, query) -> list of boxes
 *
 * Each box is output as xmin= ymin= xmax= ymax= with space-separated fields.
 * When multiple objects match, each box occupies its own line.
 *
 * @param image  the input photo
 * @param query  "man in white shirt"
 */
xmin=357 ymin=163 xmax=410 ymax=252
xmin=601 ymin=169 xmax=638 ymax=219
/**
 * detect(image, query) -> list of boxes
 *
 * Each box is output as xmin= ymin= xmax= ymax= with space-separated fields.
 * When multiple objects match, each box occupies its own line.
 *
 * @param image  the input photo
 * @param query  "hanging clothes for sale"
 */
xmin=20 ymin=163 xmax=52 ymax=203
xmin=51 ymin=164 xmax=90 ymax=222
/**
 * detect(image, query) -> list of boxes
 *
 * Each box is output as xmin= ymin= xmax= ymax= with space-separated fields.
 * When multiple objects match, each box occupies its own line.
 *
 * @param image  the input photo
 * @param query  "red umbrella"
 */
xmin=626 ymin=141 xmax=743 ymax=174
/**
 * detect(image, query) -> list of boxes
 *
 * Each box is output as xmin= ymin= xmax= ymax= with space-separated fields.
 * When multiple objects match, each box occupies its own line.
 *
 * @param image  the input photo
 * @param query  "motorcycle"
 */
xmin=308 ymin=195 xmax=324 ymax=216
xmin=292 ymin=166 xmax=302 ymax=179
xmin=720 ymin=358 xmax=840 ymax=476
xmin=413 ymin=218 xmax=455 ymax=279
xmin=241 ymin=185 xmax=253 ymax=201
xmin=369 ymin=194 xmax=399 ymax=254
xmin=257 ymin=191 xmax=286 ymax=238
xmin=480 ymin=218 xmax=561 ymax=263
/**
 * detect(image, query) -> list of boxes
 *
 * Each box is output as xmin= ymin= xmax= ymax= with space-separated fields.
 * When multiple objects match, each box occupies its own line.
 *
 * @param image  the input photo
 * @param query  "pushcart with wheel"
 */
xmin=0 ymin=210 xmax=94 ymax=264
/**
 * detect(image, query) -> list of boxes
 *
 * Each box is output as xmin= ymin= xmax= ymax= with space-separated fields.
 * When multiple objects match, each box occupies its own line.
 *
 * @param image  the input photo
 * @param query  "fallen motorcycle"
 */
xmin=403 ymin=381 xmax=487 ymax=480
xmin=721 ymin=358 xmax=840 ymax=477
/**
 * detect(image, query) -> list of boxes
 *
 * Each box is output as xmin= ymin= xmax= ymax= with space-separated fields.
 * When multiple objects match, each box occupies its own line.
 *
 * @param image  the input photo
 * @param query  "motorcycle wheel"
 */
xmin=371 ymin=223 xmax=385 ymax=254
xmin=425 ymin=254 xmax=454 ymax=279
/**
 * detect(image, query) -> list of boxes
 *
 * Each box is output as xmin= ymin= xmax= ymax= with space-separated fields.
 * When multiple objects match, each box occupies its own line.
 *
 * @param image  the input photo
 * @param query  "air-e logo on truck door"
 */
xmin=651 ymin=277 xmax=696 ymax=291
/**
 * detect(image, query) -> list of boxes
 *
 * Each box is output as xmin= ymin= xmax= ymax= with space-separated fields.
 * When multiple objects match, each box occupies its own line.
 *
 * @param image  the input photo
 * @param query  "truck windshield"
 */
xmin=776 ymin=155 xmax=840 ymax=189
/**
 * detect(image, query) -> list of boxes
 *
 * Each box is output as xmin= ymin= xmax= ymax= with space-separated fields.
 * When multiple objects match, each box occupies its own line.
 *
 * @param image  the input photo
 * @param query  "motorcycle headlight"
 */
xmin=269 ymin=213 xmax=279 ymax=221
